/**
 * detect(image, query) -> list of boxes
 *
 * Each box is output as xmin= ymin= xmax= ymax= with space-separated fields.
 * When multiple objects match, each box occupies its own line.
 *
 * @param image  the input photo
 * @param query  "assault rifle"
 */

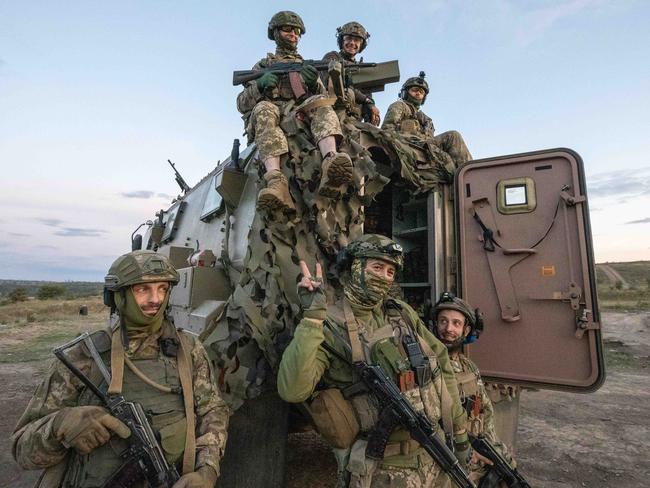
xmin=321 ymin=341 xmax=475 ymax=488
xmin=232 ymin=59 xmax=377 ymax=86
xmin=54 ymin=332 xmax=180 ymax=488
xmin=470 ymin=434 xmax=530 ymax=488
xmin=168 ymin=159 xmax=190 ymax=193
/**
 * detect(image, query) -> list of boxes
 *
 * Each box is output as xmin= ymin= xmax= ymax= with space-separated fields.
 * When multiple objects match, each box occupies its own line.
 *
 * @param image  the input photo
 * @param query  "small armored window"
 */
xmin=497 ymin=177 xmax=536 ymax=214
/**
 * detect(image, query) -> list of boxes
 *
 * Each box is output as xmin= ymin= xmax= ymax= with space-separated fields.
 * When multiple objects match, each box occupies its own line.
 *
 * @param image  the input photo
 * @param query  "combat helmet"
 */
xmin=268 ymin=11 xmax=306 ymax=40
xmin=433 ymin=292 xmax=484 ymax=344
xmin=337 ymin=234 xmax=404 ymax=273
xmin=400 ymin=71 xmax=430 ymax=104
xmin=336 ymin=21 xmax=370 ymax=52
xmin=104 ymin=250 xmax=179 ymax=307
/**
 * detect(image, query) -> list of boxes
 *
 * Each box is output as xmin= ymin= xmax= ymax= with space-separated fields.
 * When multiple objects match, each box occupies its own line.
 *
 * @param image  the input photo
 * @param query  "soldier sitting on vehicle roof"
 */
xmin=321 ymin=21 xmax=381 ymax=126
xmin=383 ymin=72 xmax=472 ymax=168
xmin=237 ymin=11 xmax=353 ymax=213
xmin=432 ymin=292 xmax=519 ymax=485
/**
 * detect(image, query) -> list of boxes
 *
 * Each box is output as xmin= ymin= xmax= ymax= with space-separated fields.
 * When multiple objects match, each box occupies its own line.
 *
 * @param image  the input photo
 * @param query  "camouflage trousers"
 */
xmin=250 ymin=96 xmax=343 ymax=161
xmin=368 ymin=462 xmax=450 ymax=488
xmin=432 ymin=130 xmax=472 ymax=167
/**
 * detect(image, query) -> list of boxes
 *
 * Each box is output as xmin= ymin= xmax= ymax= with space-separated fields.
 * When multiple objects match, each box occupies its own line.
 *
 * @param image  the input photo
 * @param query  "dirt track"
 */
xmin=2 ymin=311 xmax=649 ymax=487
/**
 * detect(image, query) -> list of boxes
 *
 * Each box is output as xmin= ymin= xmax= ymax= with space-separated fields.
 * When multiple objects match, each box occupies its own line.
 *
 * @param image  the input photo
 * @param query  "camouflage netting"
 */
xmin=202 ymin=113 xmax=456 ymax=410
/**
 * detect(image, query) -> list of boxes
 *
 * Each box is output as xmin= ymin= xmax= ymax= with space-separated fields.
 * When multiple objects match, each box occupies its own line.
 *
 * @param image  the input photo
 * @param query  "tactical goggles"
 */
xmin=279 ymin=25 xmax=302 ymax=35
xmin=435 ymin=292 xmax=457 ymax=306
xmin=379 ymin=242 xmax=403 ymax=256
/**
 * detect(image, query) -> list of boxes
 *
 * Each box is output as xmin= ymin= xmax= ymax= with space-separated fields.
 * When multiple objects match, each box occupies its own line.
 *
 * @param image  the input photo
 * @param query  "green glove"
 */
xmin=53 ymin=406 xmax=131 ymax=454
xmin=298 ymin=282 xmax=327 ymax=321
xmin=171 ymin=466 xmax=218 ymax=488
xmin=300 ymin=65 xmax=319 ymax=92
xmin=256 ymin=72 xmax=279 ymax=92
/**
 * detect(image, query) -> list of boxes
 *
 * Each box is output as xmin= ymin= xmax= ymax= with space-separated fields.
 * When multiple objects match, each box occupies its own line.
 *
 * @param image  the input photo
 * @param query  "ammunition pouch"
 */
xmin=399 ymin=119 xmax=419 ymax=135
xmin=307 ymin=388 xmax=360 ymax=449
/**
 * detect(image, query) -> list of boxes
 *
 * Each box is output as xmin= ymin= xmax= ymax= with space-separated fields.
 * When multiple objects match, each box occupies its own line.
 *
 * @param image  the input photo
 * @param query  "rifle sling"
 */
xmin=107 ymin=327 xmax=196 ymax=475
xmin=343 ymin=299 xmax=365 ymax=363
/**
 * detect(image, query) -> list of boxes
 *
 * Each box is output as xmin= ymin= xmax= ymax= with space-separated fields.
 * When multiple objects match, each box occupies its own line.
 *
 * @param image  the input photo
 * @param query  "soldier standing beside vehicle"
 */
xmin=237 ymin=11 xmax=354 ymax=212
xmin=382 ymin=72 xmax=472 ymax=168
xmin=432 ymin=292 xmax=518 ymax=484
xmin=277 ymin=234 xmax=471 ymax=487
xmin=321 ymin=21 xmax=381 ymax=126
xmin=11 ymin=250 xmax=230 ymax=488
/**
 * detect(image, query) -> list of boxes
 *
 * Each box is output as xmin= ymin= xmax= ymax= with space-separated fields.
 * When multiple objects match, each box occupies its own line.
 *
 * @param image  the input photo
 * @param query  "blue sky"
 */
xmin=1 ymin=0 xmax=649 ymax=280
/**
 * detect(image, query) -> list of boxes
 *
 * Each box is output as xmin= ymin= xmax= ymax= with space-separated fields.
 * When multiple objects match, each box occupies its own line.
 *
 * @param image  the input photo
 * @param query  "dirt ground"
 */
xmin=1 ymin=308 xmax=649 ymax=487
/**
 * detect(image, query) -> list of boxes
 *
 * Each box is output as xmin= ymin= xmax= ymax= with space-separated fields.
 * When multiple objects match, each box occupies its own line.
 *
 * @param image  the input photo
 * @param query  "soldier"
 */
xmin=322 ymin=21 xmax=381 ymax=125
xmin=237 ymin=11 xmax=353 ymax=212
xmin=432 ymin=292 xmax=517 ymax=484
xmin=382 ymin=72 xmax=472 ymax=167
xmin=277 ymin=234 xmax=471 ymax=487
xmin=11 ymin=250 xmax=230 ymax=488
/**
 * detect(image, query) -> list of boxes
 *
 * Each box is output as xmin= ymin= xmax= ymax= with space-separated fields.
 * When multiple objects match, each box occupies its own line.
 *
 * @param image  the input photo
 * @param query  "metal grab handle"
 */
xmin=502 ymin=248 xmax=537 ymax=255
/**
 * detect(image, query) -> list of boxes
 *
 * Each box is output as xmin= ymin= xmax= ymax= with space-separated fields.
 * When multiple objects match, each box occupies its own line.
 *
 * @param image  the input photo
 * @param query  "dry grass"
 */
xmin=0 ymin=296 xmax=107 ymax=363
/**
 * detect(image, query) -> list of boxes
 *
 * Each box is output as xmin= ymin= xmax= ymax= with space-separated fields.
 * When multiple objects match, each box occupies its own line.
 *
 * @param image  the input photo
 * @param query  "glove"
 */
xmin=172 ymin=466 xmax=218 ymax=488
xmin=53 ymin=406 xmax=131 ymax=454
xmin=300 ymin=64 xmax=319 ymax=92
xmin=454 ymin=439 xmax=473 ymax=472
xmin=297 ymin=260 xmax=327 ymax=321
xmin=256 ymin=72 xmax=279 ymax=92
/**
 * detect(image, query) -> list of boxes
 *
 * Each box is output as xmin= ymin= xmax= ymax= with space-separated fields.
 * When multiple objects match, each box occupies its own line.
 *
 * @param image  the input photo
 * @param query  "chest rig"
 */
xmin=453 ymin=356 xmax=483 ymax=436
xmin=337 ymin=299 xmax=454 ymax=466
xmin=62 ymin=324 xmax=195 ymax=488
xmin=262 ymin=53 xmax=304 ymax=102
xmin=397 ymin=101 xmax=435 ymax=138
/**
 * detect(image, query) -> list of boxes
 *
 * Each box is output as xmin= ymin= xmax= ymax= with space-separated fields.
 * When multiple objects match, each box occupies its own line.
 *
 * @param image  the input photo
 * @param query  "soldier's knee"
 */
xmin=252 ymin=101 xmax=281 ymax=125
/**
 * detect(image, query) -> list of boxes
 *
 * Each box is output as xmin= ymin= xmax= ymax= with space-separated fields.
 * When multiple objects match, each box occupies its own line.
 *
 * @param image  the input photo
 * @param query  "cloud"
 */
xmin=156 ymin=193 xmax=174 ymax=200
xmin=36 ymin=218 xmax=65 ymax=227
xmin=121 ymin=190 xmax=155 ymax=199
xmin=515 ymin=0 xmax=597 ymax=48
xmin=37 ymin=245 xmax=59 ymax=249
xmin=8 ymin=232 xmax=30 ymax=237
xmin=626 ymin=217 xmax=650 ymax=225
xmin=54 ymin=227 xmax=106 ymax=237
xmin=587 ymin=167 xmax=650 ymax=199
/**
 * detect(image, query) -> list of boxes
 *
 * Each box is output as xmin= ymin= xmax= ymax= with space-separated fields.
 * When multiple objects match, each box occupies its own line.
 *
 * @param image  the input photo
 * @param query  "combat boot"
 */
xmin=257 ymin=169 xmax=295 ymax=212
xmin=318 ymin=151 xmax=353 ymax=198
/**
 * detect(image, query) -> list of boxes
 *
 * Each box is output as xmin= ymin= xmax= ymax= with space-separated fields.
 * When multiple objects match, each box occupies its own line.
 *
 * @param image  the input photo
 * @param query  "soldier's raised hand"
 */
xmin=297 ymin=260 xmax=327 ymax=321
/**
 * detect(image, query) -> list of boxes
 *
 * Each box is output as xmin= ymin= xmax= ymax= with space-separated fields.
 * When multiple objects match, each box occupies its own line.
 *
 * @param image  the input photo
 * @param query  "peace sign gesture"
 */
xmin=297 ymin=260 xmax=327 ymax=321
xmin=298 ymin=260 xmax=323 ymax=292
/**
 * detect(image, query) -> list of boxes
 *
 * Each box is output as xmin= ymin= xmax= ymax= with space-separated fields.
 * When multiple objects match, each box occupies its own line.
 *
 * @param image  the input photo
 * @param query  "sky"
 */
xmin=1 ymin=0 xmax=649 ymax=281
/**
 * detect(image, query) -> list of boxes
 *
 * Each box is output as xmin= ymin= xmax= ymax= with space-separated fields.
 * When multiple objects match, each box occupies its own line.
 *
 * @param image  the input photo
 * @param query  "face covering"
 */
xmin=114 ymin=287 xmax=169 ymax=337
xmin=274 ymin=30 xmax=298 ymax=55
xmin=344 ymin=259 xmax=393 ymax=309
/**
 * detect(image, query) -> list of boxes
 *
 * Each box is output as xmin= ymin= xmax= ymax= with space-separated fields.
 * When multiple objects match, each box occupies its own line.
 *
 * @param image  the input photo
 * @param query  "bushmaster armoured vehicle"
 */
xmin=131 ymin=65 xmax=604 ymax=486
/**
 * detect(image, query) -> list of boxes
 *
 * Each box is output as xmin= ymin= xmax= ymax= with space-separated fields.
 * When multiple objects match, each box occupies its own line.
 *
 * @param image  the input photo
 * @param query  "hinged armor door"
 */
xmin=455 ymin=148 xmax=604 ymax=392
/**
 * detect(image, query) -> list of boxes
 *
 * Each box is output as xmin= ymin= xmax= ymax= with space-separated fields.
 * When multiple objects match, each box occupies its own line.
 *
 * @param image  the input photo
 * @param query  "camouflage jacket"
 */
xmin=382 ymin=99 xmax=435 ymax=139
xmin=450 ymin=353 xmax=516 ymax=473
xmin=236 ymin=49 xmax=326 ymax=117
xmin=11 ymin=319 xmax=230 ymax=486
xmin=321 ymin=50 xmax=374 ymax=114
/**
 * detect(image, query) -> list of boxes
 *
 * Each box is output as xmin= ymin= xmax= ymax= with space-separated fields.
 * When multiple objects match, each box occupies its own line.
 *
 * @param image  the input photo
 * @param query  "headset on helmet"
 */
xmin=399 ymin=71 xmax=430 ymax=104
xmin=433 ymin=292 xmax=484 ymax=344
xmin=336 ymin=21 xmax=370 ymax=52
xmin=336 ymin=234 xmax=404 ymax=274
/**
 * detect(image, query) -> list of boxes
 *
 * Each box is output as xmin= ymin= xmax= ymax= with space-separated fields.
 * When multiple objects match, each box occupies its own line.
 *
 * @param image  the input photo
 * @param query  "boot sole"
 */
xmin=257 ymin=192 xmax=295 ymax=212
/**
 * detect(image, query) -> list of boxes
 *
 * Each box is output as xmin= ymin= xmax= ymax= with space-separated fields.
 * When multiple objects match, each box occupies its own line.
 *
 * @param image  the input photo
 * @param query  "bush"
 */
xmin=8 ymin=287 xmax=28 ymax=303
xmin=37 ymin=284 xmax=66 ymax=300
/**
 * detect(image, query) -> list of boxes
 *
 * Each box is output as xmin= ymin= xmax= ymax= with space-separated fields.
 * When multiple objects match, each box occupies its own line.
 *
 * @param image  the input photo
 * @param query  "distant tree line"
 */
xmin=0 ymin=280 xmax=103 ymax=303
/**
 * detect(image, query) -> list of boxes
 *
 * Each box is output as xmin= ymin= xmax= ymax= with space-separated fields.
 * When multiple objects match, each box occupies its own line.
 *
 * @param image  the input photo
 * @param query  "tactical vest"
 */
xmin=452 ymin=355 xmax=483 ymax=436
xmin=61 ymin=331 xmax=188 ymax=488
xmin=331 ymin=299 xmax=451 ymax=470
xmin=261 ymin=53 xmax=304 ymax=101
xmin=395 ymin=100 xmax=434 ymax=138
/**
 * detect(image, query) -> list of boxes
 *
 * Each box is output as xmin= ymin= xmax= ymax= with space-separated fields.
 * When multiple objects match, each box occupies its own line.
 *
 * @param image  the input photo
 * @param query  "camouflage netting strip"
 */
xmin=203 ymin=116 xmax=453 ymax=410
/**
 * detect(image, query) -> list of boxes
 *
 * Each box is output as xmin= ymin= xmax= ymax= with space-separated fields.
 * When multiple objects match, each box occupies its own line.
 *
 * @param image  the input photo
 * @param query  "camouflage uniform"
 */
xmin=11 ymin=320 xmax=230 ymax=487
xmin=321 ymin=50 xmax=376 ymax=122
xmin=236 ymin=50 xmax=342 ymax=161
xmin=382 ymin=99 xmax=472 ymax=168
xmin=278 ymin=236 xmax=468 ymax=488
xmin=12 ymin=251 xmax=230 ymax=487
xmin=451 ymin=354 xmax=516 ymax=480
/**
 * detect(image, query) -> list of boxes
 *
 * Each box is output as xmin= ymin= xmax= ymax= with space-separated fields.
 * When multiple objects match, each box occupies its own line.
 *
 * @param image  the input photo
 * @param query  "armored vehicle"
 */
xmin=132 ymin=65 xmax=603 ymax=486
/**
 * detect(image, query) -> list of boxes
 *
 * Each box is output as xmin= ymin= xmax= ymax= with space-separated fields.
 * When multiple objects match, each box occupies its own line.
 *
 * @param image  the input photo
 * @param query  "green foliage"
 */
xmin=37 ymin=284 xmax=66 ymax=300
xmin=8 ymin=287 xmax=28 ymax=302
xmin=614 ymin=280 xmax=623 ymax=290
xmin=0 ymin=280 xmax=103 ymax=299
